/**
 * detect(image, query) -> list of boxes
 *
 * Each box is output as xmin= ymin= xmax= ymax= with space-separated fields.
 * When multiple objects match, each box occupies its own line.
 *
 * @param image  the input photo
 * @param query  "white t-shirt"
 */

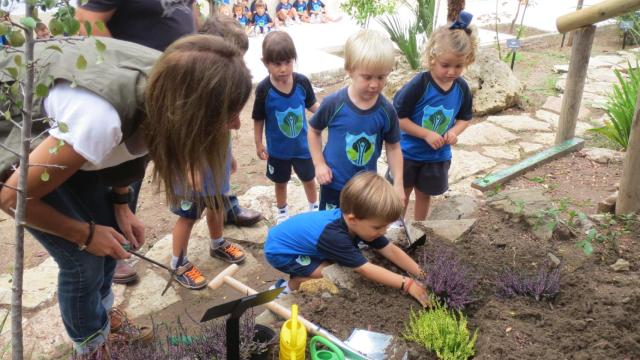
xmin=45 ymin=82 xmax=147 ymax=171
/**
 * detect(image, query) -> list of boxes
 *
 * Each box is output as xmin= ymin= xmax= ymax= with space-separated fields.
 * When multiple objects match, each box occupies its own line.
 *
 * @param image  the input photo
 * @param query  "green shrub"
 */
xmin=617 ymin=11 xmax=640 ymax=46
xmin=403 ymin=299 xmax=478 ymax=360
xmin=589 ymin=61 xmax=639 ymax=150
xmin=340 ymin=0 xmax=396 ymax=27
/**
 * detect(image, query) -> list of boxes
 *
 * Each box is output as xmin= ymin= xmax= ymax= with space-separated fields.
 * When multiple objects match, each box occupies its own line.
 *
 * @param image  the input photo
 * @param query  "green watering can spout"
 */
xmin=310 ymin=336 xmax=345 ymax=360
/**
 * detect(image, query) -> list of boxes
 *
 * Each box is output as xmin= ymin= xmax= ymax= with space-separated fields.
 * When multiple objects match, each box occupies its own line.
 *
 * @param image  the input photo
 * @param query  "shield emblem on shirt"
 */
xmin=345 ymin=132 xmax=377 ymax=167
xmin=276 ymin=106 xmax=304 ymax=138
xmin=421 ymin=105 xmax=454 ymax=135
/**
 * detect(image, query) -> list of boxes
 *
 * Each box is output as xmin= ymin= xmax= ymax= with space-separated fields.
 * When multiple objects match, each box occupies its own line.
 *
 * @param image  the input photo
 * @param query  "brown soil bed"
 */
xmin=295 ymin=154 xmax=640 ymax=359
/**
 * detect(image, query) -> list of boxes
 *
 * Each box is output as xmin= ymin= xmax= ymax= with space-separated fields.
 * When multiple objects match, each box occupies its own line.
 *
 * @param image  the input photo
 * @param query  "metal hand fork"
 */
xmin=123 ymin=244 xmax=183 ymax=296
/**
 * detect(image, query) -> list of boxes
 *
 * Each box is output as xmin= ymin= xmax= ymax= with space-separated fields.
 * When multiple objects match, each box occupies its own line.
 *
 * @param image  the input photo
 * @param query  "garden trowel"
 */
xmin=400 ymin=218 xmax=427 ymax=254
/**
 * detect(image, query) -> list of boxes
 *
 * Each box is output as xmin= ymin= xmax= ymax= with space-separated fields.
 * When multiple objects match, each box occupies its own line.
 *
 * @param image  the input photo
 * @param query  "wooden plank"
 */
xmin=471 ymin=138 xmax=585 ymax=192
xmin=556 ymin=0 xmax=640 ymax=33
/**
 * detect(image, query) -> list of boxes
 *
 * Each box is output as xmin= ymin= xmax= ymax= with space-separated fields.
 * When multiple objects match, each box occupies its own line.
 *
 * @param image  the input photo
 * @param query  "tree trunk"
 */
xmin=447 ymin=0 xmax=465 ymax=22
xmin=616 ymin=90 xmax=640 ymax=215
xmin=12 ymin=3 xmax=35 ymax=359
xmin=509 ymin=0 xmax=523 ymax=34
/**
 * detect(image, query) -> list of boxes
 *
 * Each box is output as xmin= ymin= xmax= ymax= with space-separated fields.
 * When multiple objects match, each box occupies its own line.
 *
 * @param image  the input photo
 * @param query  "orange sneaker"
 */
xmin=173 ymin=261 xmax=207 ymax=290
xmin=210 ymin=240 xmax=246 ymax=264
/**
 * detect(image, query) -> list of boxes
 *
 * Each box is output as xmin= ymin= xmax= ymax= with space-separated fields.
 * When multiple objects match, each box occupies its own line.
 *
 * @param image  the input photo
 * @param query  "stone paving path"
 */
xmin=0 ymin=47 xmax=638 ymax=358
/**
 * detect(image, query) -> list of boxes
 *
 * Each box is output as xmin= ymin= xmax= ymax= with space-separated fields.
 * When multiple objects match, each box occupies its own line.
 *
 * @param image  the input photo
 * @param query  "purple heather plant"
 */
xmin=73 ymin=312 xmax=271 ymax=360
xmin=418 ymin=246 xmax=476 ymax=311
xmin=496 ymin=262 xmax=561 ymax=301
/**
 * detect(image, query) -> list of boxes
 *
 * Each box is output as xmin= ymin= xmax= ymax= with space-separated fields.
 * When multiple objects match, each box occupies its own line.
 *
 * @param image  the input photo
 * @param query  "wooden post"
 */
xmin=616 ymin=91 xmax=640 ymax=215
xmin=556 ymin=0 xmax=640 ymax=33
xmin=555 ymin=25 xmax=595 ymax=144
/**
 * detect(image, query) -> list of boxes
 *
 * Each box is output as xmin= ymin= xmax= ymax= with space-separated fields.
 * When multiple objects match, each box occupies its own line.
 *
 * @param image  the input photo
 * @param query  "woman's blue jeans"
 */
xmin=27 ymin=170 xmax=129 ymax=353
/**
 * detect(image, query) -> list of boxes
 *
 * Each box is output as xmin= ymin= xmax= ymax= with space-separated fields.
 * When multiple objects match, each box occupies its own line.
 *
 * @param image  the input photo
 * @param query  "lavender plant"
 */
xmin=496 ymin=262 xmax=561 ymax=301
xmin=418 ymin=246 xmax=476 ymax=310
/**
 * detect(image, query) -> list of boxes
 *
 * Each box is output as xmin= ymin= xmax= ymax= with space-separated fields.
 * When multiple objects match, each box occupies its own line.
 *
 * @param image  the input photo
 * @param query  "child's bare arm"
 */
xmin=399 ymin=117 xmax=445 ymax=149
xmin=384 ymin=141 xmax=405 ymax=204
xmin=253 ymin=120 xmax=268 ymax=160
xmin=308 ymin=126 xmax=332 ymax=184
xmin=444 ymin=119 xmax=471 ymax=145
xmin=376 ymin=242 xmax=422 ymax=276
xmin=355 ymin=262 xmax=430 ymax=307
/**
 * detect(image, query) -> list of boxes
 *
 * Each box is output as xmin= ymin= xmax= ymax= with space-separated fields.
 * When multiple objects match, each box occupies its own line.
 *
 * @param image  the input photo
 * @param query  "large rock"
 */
xmin=464 ymin=48 xmax=522 ymax=115
xmin=487 ymin=188 xmax=555 ymax=241
xmin=237 ymin=182 xmax=312 ymax=224
xmin=322 ymin=264 xmax=360 ymax=290
xmin=0 ymin=257 xmax=58 ymax=309
xmin=413 ymin=218 xmax=477 ymax=243
xmin=458 ymin=122 xmax=518 ymax=146
xmin=519 ymin=141 xmax=544 ymax=154
xmin=582 ymin=147 xmax=625 ymax=164
xmin=124 ymin=267 xmax=181 ymax=319
xmin=449 ymin=150 xmax=496 ymax=183
xmin=486 ymin=115 xmax=551 ymax=132
xmin=0 ymin=304 xmax=68 ymax=358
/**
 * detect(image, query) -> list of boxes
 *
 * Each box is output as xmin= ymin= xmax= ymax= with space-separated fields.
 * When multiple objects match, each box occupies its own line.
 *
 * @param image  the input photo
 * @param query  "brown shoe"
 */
xmin=226 ymin=206 xmax=262 ymax=227
xmin=108 ymin=307 xmax=153 ymax=345
xmin=112 ymin=260 xmax=138 ymax=285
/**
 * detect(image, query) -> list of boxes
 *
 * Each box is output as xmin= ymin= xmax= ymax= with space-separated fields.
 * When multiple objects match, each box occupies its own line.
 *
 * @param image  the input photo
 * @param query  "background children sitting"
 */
xmin=276 ymin=0 xmax=298 ymax=25
xmin=253 ymin=31 xmax=320 ymax=224
xmin=252 ymin=0 xmax=274 ymax=34
xmin=232 ymin=2 xmax=250 ymax=28
xmin=308 ymin=29 xmax=405 ymax=210
xmin=392 ymin=11 xmax=477 ymax=222
xmin=293 ymin=0 xmax=309 ymax=22
xmin=264 ymin=172 xmax=431 ymax=307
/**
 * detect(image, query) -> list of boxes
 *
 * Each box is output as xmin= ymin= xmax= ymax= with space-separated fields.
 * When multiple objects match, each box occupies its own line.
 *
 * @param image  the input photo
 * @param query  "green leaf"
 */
xmin=35 ymin=83 xmax=49 ymax=97
xmin=58 ymin=121 xmax=69 ymax=133
xmin=45 ymin=45 xmax=63 ymax=53
xmin=581 ymin=241 xmax=593 ymax=255
xmin=76 ymin=55 xmax=87 ymax=70
xmin=48 ymin=146 xmax=58 ymax=154
xmin=95 ymin=39 xmax=106 ymax=53
xmin=19 ymin=16 xmax=36 ymax=29
xmin=83 ymin=20 xmax=92 ymax=37
xmin=65 ymin=19 xmax=81 ymax=35
xmin=3 ymin=110 xmax=11 ymax=121
xmin=40 ymin=170 xmax=50 ymax=182
xmin=44 ymin=0 xmax=56 ymax=9
xmin=5 ymin=67 xmax=18 ymax=79
xmin=0 ymin=22 xmax=10 ymax=36
xmin=95 ymin=20 xmax=106 ymax=33
xmin=13 ymin=55 xmax=22 ymax=66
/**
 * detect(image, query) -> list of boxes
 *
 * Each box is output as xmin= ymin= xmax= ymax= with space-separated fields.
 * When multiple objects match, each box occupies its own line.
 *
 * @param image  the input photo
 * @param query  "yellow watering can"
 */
xmin=279 ymin=304 xmax=307 ymax=360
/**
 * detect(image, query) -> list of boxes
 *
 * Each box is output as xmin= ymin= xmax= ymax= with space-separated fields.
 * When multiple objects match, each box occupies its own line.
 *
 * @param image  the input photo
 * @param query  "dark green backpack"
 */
xmin=0 ymin=37 xmax=161 ymax=183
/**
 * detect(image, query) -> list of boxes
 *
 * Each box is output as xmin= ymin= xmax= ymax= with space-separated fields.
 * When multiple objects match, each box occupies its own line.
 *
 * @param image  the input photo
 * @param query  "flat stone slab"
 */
xmin=449 ymin=150 xmax=497 ymax=183
xmin=589 ymin=54 xmax=627 ymax=68
xmin=238 ymin=183 xmax=313 ymax=224
xmin=428 ymin=194 xmax=480 ymax=221
xmin=487 ymin=115 xmax=551 ymax=132
xmin=0 ymin=257 xmax=58 ymax=309
xmin=587 ymin=69 xmax=619 ymax=84
xmin=482 ymin=145 xmax=521 ymax=160
xmin=535 ymin=111 xmax=593 ymax=136
xmin=541 ymin=96 xmax=591 ymax=120
xmin=553 ymin=64 xmax=569 ymax=73
xmin=322 ymin=264 xmax=360 ymax=290
xmin=458 ymin=122 xmax=518 ymax=146
xmin=519 ymin=141 xmax=544 ymax=154
xmin=486 ymin=188 xmax=555 ymax=240
xmin=414 ymin=218 xmax=477 ymax=243
xmin=0 ymin=304 xmax=68 ymax=358
xmin=528 ymin=132 xmax=556 ymax=145
xmin=124 ymin=267 xmax=181 ymax=319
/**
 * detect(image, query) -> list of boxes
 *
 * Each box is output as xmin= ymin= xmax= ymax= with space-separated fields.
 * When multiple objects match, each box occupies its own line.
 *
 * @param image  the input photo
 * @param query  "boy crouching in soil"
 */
xmin=264 ymin=172 xmax=431 ymax=307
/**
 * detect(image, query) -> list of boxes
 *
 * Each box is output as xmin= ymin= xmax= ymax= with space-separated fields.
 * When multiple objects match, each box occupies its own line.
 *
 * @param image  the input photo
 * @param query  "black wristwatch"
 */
xmin=109 ymin=186 xmax=133 ymax=205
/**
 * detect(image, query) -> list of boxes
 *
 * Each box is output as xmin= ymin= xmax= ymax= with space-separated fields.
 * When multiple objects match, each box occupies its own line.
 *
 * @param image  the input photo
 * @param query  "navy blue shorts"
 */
xmin=170 ymin=196 xmax=226 ymax=220
xmin=319 ymin=185 xmax=341 ymax=210
xmin=266 ymin=254 xmax=324 ymax=278
xmin=266 ymin=156 xmax=315 ymax=183
xmin=403 ymin=159 xmax=451 ymax=196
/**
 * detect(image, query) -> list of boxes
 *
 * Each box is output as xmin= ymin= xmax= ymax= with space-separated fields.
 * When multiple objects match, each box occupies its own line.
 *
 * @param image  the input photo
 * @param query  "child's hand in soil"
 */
xmin=408 ymin=281 xmax=432 ymax=308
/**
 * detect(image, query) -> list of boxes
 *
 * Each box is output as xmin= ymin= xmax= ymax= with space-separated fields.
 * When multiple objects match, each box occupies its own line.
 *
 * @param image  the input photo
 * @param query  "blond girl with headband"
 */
xmin=391 ymin=11 xmax=478 ymax=221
